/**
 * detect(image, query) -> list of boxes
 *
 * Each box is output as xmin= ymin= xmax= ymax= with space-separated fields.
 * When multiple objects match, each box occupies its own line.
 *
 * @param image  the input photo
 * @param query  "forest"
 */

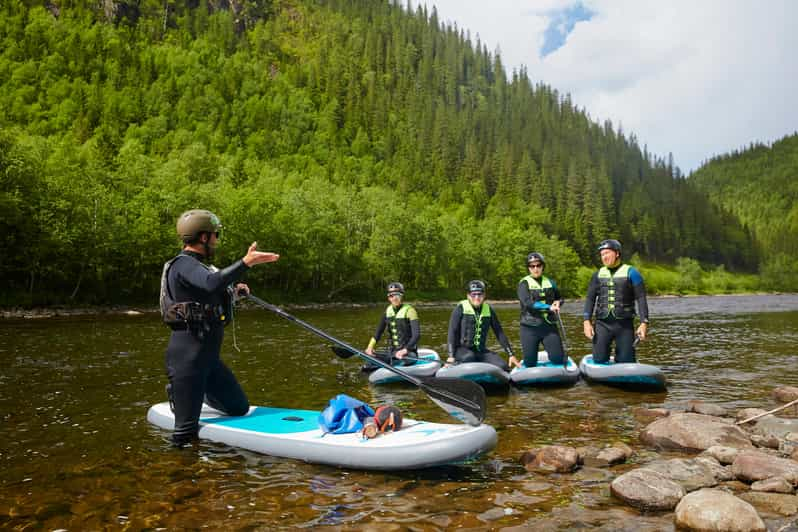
xmin=0 ymin=0 xmax=777 ymax=306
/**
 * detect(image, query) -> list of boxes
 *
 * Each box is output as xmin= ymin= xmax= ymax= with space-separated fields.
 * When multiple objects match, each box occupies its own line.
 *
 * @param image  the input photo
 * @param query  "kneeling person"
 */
xmin=446 ymin=280 xmax=515 ymax=371
xmin=364 ymin=282 xmax=420 ymax=367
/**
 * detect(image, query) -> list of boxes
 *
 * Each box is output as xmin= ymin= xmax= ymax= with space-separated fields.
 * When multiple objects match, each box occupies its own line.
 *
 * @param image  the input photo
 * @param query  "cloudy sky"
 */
xmin=419 ymin=0 xmax=797 ymax=173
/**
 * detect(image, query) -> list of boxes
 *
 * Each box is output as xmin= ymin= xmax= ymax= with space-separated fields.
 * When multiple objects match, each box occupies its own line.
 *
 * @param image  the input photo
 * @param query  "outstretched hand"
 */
xmin=243 ymin=242 xmax=280 ymax=267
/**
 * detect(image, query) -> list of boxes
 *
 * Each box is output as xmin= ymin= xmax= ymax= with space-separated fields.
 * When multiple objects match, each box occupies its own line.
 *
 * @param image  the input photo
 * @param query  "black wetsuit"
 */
xmin=517 ymin=276 xmax=565 ymax=366
xmin=447 ymin=301 xmax=514 ymax=371
xmin=369 ymin=304 xmax=420 ymax=367
xmin=583 ymin=264 xmax=649 ymax=363
xmin=164 ymin=251 xmax=250 ymax=445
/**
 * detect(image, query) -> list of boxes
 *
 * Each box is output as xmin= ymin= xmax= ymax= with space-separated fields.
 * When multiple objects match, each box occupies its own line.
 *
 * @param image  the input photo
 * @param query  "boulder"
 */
xmin=754 ymin=416 xmax=798 ymax=441
xmin=632 ymin=407 xmax=670 ymax=423
xmin=736 ymin=408 xmax=770 ymax=422
xmin=703 ymin=445 xmax=741 ymax=465
xmin=522 ymin=445 xmax=579 ymax=473
xmin=739 ymin=492 xmax=798 ymax=517
xmin=750 ymin=476 xmax=794 ymax=494
xmin=642 ymin=456 xmax=733 ymax=492
xmin=731 ymin=451 xmax=798 ymax=485
xmin=773 ymin=386 xmax=798 ymax=403
xmin=640 ymin=413 xmax=754 ymax=452
xmin=674 ymin=488 xmax=765 ymax=531
xmin=610 ymin=469 xmax=685 ymax=511
xmin=687 ymin=400 xmax=728 ymax=417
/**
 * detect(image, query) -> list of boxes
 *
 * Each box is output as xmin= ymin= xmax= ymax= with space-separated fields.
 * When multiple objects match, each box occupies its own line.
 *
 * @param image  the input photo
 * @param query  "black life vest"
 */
xmin=458 ymin=300 xmax=492 ymax=352
xmin=519 ymin=275 xmax=556 ymax=326
xmin=385 ymin=304 xmax=414 ymax=349
xmin=159 ymin=254 xmax=232 ymax=334
xmin=596 ymin=264 xmax=636 ymax=319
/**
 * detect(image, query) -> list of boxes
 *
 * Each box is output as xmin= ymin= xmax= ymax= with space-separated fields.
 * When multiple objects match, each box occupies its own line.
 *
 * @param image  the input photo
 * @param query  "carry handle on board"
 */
xmin=330 ymin=346 xmax=422 ymax=363
xmin=246 ymin=294 xmax=486 ymax=426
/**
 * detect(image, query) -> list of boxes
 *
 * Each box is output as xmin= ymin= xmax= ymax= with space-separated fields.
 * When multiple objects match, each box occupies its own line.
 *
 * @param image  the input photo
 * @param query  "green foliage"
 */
xmin=0 ymin=1 xmax=771 ymax=306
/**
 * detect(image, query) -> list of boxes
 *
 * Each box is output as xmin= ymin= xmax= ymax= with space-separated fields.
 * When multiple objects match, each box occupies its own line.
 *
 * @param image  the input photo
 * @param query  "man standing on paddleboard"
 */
xmin=582 ymin=239 xmax=649 ymax=363
xmin=159 ymin=209 xmax=279 ymax=446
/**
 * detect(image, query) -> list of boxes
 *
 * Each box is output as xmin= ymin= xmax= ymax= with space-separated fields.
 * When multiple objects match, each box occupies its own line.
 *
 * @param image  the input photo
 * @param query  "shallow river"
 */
xmin=2 ymin=295 xmax=798 ymax=530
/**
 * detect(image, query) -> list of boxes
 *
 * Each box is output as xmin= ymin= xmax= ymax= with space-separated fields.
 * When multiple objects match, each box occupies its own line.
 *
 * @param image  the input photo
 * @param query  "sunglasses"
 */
xmin=469 ymin=292 xmax=484 ymax=297
xmin=528 ymin=263 xmax=543 ymax=269
xmin=387 ymin=292 xmax=403 ymax=298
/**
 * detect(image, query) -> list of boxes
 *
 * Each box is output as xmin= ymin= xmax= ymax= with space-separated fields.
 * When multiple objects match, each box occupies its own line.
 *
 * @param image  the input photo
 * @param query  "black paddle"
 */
xmin=247 ymin=295 xmax=486 ymax=426
xmin=554 ymin=310 xmax=569 ymax=368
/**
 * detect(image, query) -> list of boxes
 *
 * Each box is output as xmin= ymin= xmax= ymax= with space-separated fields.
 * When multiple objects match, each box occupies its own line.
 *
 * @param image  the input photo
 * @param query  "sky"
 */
xmin=419 ymin=0 xmax=797 ymax=173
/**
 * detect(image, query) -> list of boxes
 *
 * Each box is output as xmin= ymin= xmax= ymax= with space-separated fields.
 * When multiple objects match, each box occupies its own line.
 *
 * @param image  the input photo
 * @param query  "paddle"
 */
xmin=247 ymin=295 xmax=486 ymax=426
xmin=554 ymin=310 xmax=569 ymax=368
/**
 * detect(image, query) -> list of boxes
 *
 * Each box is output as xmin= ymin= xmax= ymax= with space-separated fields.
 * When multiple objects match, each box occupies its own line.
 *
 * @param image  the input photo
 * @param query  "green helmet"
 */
xmin=176 ymin=209 xmax=222 ymax=243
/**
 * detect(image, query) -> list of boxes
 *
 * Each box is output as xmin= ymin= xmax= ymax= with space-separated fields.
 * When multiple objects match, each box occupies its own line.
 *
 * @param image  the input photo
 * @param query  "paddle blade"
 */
xmin=331 ymin=345 xmax=356 ymax=359
xmin=420 ymin=377 xmax=486 ymax=426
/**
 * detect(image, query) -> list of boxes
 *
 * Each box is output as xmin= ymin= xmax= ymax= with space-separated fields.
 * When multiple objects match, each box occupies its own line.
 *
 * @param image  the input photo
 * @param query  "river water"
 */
xmin=2 ymin=295 xmax=798 ymax=530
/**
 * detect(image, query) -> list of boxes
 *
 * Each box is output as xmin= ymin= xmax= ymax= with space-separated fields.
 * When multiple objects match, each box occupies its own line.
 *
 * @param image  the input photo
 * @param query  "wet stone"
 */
xmin=640 ymin=412 xmax=754 ymax=452
xmin=610 ymin=468 xmax=685 ymax=511
xmin=773 ymin=386 xmax=798 ymax=403
xmin=642 ymin=456 xmax=732 ymax=492
xmin=740 ymin=492 xmax=798 ymax=517
xmin=675 ymin=488 xmax=766 ymax=531
xmin=521 ymin=445 xmax=579 ymax=473
xmin=751 ymin=476 xmax=794 ymax=494
xmin=703 ymin=445 xmax=742 ymax=465
xmin=687 ymin=400 xmax=729 ymax=417
xmin=731 ymin=450 xmax=798 ymax=485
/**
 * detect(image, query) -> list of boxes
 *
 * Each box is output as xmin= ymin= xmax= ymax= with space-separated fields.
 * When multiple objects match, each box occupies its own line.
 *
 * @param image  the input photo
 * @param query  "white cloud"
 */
xmin=421 ymin=0 xmax=798 ymax=172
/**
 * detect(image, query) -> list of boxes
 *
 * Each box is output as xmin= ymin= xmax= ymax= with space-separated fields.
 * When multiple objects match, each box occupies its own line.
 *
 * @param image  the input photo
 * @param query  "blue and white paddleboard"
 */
xmin=147 ymin=402 xmax=497 ymax=470
xmin=510 ymin=351 xmax=579 ymax=386
xmin=436 ymin=362 xmax=510 ymax=387
xmin=578 ymin=355 xmax=666 ymax=391
xmin=368 ymin=348 xmax=441 ymax=385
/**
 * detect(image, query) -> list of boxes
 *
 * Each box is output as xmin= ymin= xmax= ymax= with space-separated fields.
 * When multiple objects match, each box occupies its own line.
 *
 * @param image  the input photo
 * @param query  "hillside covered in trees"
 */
xmin=690 ymin=133 xmax=798 ymax=290
xmin=0 ymin=0 xmax=764 ymax=305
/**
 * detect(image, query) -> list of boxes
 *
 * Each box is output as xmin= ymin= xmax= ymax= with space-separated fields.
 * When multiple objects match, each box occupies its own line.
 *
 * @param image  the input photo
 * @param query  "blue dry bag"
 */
xmin=318 ymin=394 xmax=375 ymax=435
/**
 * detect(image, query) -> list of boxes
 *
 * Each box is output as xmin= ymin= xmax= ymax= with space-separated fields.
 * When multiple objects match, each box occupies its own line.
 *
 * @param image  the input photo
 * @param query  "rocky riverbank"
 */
xmin=519 ymin=386 xmax=798 ymax=530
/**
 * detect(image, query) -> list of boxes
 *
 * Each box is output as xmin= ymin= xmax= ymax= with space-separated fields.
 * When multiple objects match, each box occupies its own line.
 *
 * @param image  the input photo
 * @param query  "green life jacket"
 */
xmin=385 ymin=304 xmax=414 ymax=349
xmin=458 ymin=300 xmax=493 ymax=352
xmin=596 ymin=264 xmax=635 ymax=319
xmin=520 ymin=275 xmax=555 ymax=326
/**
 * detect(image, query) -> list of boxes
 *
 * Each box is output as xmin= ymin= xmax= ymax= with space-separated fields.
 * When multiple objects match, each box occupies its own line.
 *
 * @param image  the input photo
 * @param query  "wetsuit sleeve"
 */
xmin=447 ymin=305 xmax=463 ymax=356
xmin=629 ymin=267 xmax=650 ymax=322
xmin=372 ymin=313 xmax=388 ymax=343
xmin=407 ymin=307 xmax=420 ymax=351
xmin=517 ymin=281 xmax=537 ymax=312
xmin=583 ymin=272 xmax=599 ymax=320
xmin=490 ymin=308 xmax=515 ymax=356
xmin=179 ymin=258 xmax=249 ymax=295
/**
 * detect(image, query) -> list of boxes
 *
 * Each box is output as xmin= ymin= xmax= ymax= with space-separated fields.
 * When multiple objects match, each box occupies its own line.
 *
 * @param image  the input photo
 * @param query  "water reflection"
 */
xmin=1 ymin=294 xmax=798 ymax=529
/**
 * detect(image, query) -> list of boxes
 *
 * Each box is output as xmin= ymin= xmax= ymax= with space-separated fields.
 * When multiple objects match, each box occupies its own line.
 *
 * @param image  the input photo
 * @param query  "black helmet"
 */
xmin=386 ymin=282 xmax=404 ymax=296
xmin=526 ymin=252 xmax=546 ymax=267
xmin=177 ymin=209 xmax=222 ymax=243
xmin=467 ymin=280 xmax=486 ymax=294
xmin=597 ymin=239 xmax=622 ymax=253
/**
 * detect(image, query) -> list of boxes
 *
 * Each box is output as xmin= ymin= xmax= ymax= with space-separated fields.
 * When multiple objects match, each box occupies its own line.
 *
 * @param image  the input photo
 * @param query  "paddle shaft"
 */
xmin=247 ymin=295 xmax=423 ymax=385
xmin=555 ymin=311 xmax=569 ymax=368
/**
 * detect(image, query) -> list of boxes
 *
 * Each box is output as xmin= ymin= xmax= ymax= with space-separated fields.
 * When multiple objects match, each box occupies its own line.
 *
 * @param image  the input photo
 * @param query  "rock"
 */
xmin=731 ymin=450 xmax=798 ymax=485
xmin=640 ymin=413 xmax=754 ymax=452
xmin=674 ymin=488 xmax=765 ymax=531
xmin=736 ymin=408 xmax=770 ymax=422
xmin=610 ymin=469 xmax=685 ymax=511
xmin=751 ymin=476 xmax=794 ymax=494
xmin=750 ymin=434 xmax=781 ymax=449
xmin=687 ymin=400 xmax=729 ymax=417
xmin=522 ymin=445 xmax=579 ymax=473
xmin=739 ymin=492 xmax=798 ymax=517
xmin=703 ymin=445 xmax=742 ymax=465
xmin=773 ymin=386 xmax=798 ymax=403
xmin=632 ymin=407 xmax=670 ymax=423
xmin=779 ymin=432 xmax=798 ymax=455
xmin=594 ymin=444 xmax=633 ymax=466
xmin=642 ymin=456 xmax=733 ymax=492
xmin=755 ymin=416 xmax=798 ymax=441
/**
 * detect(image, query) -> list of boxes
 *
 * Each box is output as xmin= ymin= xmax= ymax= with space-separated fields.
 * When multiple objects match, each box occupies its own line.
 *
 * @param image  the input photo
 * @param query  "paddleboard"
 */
xmin=368 ymin=348 xmax=441 ymax=384
xmin=147 ymin=402 xmax=497 ymax=470
xmin=510 ymin=351 xmax=580 ymax=386
xmin=436 ymin=362 xmax=510 ymax=387
xmin=578 ymin=355 xmax=666 ymax=391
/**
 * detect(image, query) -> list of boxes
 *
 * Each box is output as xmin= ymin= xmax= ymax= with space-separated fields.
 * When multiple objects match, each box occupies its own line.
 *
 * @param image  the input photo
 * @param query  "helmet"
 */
xmin=177 ymin=209 xmax=222 ymax=243
xmin=526 ymin=252 xmax=546 ymax=266
xmin=467 ymin=280 xmax=486 ymax=294
xmin=386 ymin=282 xmax=404 ymax=296
xmin=597 ymin=239 xmax=622 ymax=253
